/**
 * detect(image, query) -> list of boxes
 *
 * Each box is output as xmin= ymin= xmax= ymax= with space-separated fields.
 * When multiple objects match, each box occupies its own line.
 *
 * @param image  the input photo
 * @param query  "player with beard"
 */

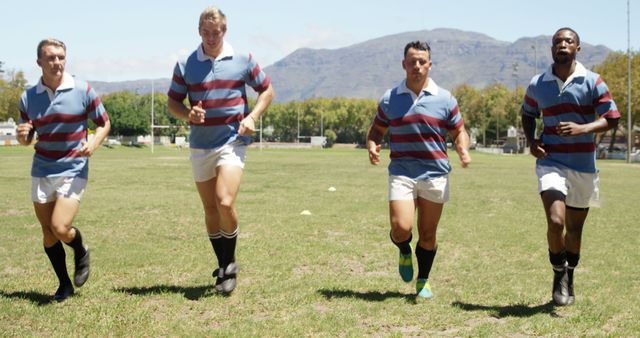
xmin=521 ymin=27 xmax=620 ymax=306
xmin=367 ymin=41 xmax=471 ymax=299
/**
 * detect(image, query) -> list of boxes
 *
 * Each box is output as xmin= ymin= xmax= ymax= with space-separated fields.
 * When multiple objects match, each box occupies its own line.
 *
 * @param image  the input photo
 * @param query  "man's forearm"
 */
xmin=367 ymin=125 xmax=384 ymax=145
xmin=521 ymin=115 xmax=537 ymax=143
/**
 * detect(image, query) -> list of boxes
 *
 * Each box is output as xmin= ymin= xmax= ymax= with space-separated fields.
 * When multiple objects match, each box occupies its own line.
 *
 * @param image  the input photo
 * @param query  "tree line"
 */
xmin=1 ymin=51 xmax=637 ymax=146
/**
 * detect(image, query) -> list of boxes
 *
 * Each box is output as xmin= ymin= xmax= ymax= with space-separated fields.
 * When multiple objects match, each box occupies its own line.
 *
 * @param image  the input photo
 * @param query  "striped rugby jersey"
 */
xmin=522 ymin=62 xmax=620 ymax=173
xmin=375 ymin=78 xmax=464 ymax=180
xmin=168 ymin=42 xmax=271 ymax=149
xmin=19 ymin=73 xmax=109 ymax=178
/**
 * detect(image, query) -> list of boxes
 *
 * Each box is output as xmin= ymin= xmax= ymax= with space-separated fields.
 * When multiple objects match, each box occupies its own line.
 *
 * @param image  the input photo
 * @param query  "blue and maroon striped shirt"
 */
xmin=375 ymin=79 xmax=464 ymax=180
xmin=19 ymin=73 xmax=109 ymax=178
xmin=522 ymin=62 xmax=620 ymax=173
xmin=168 ymin=42 xmax=271 ymax=149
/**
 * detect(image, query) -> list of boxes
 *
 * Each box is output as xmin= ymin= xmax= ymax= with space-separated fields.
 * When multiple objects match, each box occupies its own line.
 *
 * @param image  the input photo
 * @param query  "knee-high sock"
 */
xmin=390 ymin=231 xmax=412 ymax=255
xmin=44 ymin=241 xmax=72 ymax=286
xmin=209 ymin=232 xmax=223 ymax=267
xmin=415 ymin=245 xmax=437 ymax=279
xmin=549 ymin=250 xmax=567 ymax=271
xmin=219 ymin=228 xmax=238 ymax=268
xmin=566 ymin=251 xmax=580 ymax=282
xmin=64 ymin=227 xmax=87 ymax=260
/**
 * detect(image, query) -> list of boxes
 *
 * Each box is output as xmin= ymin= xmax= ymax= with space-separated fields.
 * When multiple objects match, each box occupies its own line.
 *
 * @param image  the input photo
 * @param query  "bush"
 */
xmin=324 ymin=129 xmax=337 ymax=148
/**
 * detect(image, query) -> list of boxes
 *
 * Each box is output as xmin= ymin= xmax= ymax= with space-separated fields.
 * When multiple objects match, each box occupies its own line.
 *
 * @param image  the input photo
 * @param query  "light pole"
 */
xmin=531 ymin=43 xmax=538 ymax=77
xmin=151 ymin=80 xmax=155 ymax=153
xmin=297 ymin=110 xmax=300 ymax=143
xmin=259 ymin=115 xmax=263 ymax=151
xmin=627 ymin=0 xmax=633 ymax=163
xmin=320 ymin=111 xmax=323 ymax=139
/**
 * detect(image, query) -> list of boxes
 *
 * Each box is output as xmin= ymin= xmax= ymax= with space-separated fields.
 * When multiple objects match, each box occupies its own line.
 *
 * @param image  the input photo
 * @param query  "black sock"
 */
xmin=44 ymin=241 xmax=72 ymax=286
xmin=220 ymin=228 xmax=238 ymax=268
xmin=415 ymin=245 xmax=437 ymax=280
xmin=64 ymin=227 xmax=87 ymax=259
xmin=566 ymin=251 xmax=580 ymax=282
xmin=209 ymin=232 xmax=224 ymax=268
xmin=566 ymin=251 xmax=580 ymax=269
xmin=549 ymin=249 xmax=567 ymax=272
xmin=390 ymin=231 xmax=412 ymax=255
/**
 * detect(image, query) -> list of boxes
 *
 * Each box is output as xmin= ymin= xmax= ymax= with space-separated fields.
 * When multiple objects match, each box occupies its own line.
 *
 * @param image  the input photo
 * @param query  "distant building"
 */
xmin=0 ymin=118 xmax=19 ymax=146
xmin=0 ymin=118 xmax=17 ymax=136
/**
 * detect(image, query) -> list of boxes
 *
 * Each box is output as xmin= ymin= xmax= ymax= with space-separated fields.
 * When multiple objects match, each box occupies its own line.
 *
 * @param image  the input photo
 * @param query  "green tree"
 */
xmin=0 ymin=70 xmax=28 ymax=122
xmin=138 ymin=92 xmax=188 ymax=140
xmin=103 ymin=92 xmax=149 ymax=136
xmin=593 ymin=51 xmax=639 ymax=150
xmin=505 ymin=86 xmax=525 ymax=129
xmin=324 ymin=129 xmax=337 ymax=147
xmin=455 ymin=83 xmax=521 ymax=145
xmin=482 ymin=84 xmax=511 ymax=143
xmin=454 ymin=84 xmax=486 ymax=144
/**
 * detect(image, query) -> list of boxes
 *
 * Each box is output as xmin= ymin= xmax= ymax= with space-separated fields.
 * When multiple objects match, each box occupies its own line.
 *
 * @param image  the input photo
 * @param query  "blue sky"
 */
xmin=1 ymin=0 xmax=636 ymax=85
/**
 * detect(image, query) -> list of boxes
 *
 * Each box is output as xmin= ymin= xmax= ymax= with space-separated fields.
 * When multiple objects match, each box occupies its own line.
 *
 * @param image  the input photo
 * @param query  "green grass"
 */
xmin=1 ymin=145 xmax=639 ymax=336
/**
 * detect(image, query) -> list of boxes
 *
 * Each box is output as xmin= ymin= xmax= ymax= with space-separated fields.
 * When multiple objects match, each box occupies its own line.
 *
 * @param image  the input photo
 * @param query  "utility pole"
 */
xmin=627 ymin=0 xmax=633 ymax=163
xmin=297 ymin=110 xmax=300 ymax=143
xmin=151 ymin=80 xmax=155 ymax=154
xmin=531 ymin=43 xmax=538 ymax=77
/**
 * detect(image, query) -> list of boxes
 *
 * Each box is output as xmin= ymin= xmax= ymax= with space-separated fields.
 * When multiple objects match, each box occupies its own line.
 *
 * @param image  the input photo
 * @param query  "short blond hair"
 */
xmin=37 ymin=38 xmax=66 ymax=59
xmin=199 ymin=6 xmax=227 ymax=30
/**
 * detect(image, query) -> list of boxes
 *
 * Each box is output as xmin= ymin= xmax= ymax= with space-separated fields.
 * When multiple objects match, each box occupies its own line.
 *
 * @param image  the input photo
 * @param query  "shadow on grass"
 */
xmin=0 ymin=290 xmax=54 ymax=306
xmin=452 ymin=300 xmax=561 ymax=318
xmin=114 ymin=284 xmax=217 ymax=300
xmin=317 ymin=288 xmax=416 ymax=304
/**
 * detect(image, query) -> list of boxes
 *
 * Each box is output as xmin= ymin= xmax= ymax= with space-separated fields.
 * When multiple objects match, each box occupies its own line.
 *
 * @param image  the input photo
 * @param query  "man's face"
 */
xmin=37 ymin=45 xmax=66 ymax=80
xmin=551 ymin=30 xmax=580 ymax=65
xmin=199 ymin=21 xmax=226 ymax=53
xmin=402 ymin=48 xmax=432 ymax=82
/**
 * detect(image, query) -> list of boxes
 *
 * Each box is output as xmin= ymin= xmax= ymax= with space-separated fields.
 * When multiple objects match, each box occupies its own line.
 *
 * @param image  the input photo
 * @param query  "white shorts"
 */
xmin=32 ymin=176 xmax=87 ymax=203
xmin=536 ymin=165 xmax=600 ymax=208
xmin=388 ymin=175 xmax=449 ymax=203
xmin=190 ymin=141 xmax=246 ymax=182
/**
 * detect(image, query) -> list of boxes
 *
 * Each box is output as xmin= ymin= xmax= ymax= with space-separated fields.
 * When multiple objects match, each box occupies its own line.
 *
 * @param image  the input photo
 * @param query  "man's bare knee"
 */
xmin=217 ymin=197 xmax=235 ymax=215
xmin=548 ymin=214 xmax=564 ymax=230
xmin=50 ymin=222 xmax=72 ymax=240
xmin=391 ymin=225 xmax=412 ymax=242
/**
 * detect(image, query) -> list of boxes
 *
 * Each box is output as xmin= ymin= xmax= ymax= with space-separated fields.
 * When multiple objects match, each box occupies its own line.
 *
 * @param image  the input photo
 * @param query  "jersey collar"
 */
xmin=197 ymin=41 xmax=234 ymax=62
xmin=542 ymin=61 xmax=587 ymax=86
xmin=36 ymin=72 xmax=75 ymax=95
xmin=398 ymin=78 xmax=439 ymax=97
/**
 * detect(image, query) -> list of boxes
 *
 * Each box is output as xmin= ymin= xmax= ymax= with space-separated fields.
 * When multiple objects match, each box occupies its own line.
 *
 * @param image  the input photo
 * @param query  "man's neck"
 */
xmin=203 ymin=45 xmax=223 ymax=60
xmin=552 ymin=61 xmax=576 ymax=82
xmin=42 ymin=75 xmax=63 ymax=92
xmin=406 ymin=78 xmax=427 ymax=96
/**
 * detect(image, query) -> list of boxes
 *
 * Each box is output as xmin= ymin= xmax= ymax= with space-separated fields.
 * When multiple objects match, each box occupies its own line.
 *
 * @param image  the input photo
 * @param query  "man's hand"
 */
xmin=238 ymin=114 xmax=256 ymax=136
xmin=368 ymin=144 xmax=381 ymax=165
xmin=78 ymin=141 xmax=96 ymax=157
xmin=556 ymin=121 xmax=586 ymax=136
xmin=189 ymin=101 xmax=205 ymax=124
xmin=16 ymin=123 xmax=34 ymax=145
xmin=457 ymin=148 xmax=471 ymax=168
xmin=529 ymin=139 xmax=546 ymax=159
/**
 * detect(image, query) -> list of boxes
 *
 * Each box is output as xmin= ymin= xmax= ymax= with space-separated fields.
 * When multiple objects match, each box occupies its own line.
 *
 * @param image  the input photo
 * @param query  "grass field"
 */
xmin=1 ymin=145 xmax=639 ymax=336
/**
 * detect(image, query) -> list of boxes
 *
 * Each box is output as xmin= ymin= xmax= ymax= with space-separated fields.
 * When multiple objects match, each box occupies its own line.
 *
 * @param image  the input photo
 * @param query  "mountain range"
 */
xmin=91 ymin=28 xmax=612 ymax=102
